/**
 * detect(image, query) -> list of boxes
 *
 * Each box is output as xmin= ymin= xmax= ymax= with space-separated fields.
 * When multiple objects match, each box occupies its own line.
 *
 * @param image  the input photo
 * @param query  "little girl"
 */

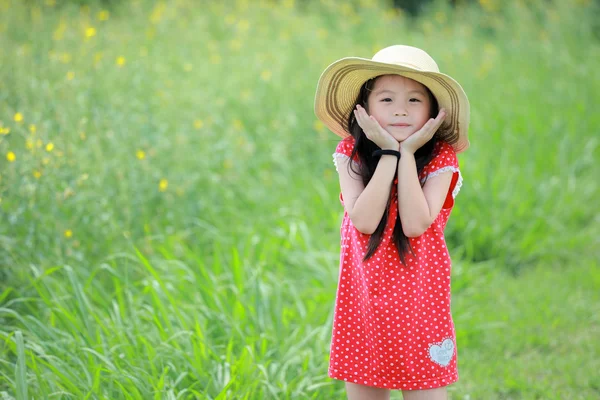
xmin=314 ymin=45 xmax=470 ymax=400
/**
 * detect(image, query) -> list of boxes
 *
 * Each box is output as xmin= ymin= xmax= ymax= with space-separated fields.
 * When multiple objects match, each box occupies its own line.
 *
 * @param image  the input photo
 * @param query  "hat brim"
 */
xmin=314 ymin=57 xmax=470 ymax=153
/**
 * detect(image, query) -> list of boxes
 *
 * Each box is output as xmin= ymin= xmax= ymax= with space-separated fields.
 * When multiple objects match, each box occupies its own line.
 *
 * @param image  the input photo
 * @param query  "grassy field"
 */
xmin=1 ymin=0 xmax=599 ymax=398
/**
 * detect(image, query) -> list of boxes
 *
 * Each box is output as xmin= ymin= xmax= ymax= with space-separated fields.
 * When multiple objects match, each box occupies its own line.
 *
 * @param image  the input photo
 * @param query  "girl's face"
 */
xmin=366 ymin=75 xmax=432 ymax=143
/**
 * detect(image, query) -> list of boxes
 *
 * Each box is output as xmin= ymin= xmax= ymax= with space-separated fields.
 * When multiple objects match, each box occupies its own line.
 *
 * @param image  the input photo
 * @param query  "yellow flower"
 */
xmin=136 ymin=150 xmax=146 ymax=159
xmin=98 ymin=10 xmax=110 ymax=21
xmin=193 ymin=119 xmax=204 ymax=129
xmin=237 ymin=19 xmax=250 ymax=32
xmin=313 ymin=120 xmax=325 ymax=133
xmin=26 ymin=139 xmax=34 ymax=149
xmin=33 ymin=170 xmax=42 ymax=179
xmin=67 ymin=71 xmax=75 ymax=80
xmin=233 ymin=119 xmax=244 ymax=131
xmin=229 ymin=39 xmax=242 ymax=51
xmin=224 ymin=14 xmax=236 ymax=25
xmin=52 ymin=21 xmax=67 ymax=41
xmin=240 ymin=89 xmax=252 ymax=101
xmin=64 ymin=229 xmax=73 ymax=238
xmin=6 ymin=151 xmax=16 ymax=162
xmin=29 ymin=124 xmax=36 ymax=134
xmin=149 ymin=2 xmax=165 ymax=24
xmin=60 ymin=53 xmax=72 ymax=64
xmin=14 ymin=112 xmax=23 ymax=122
xmin=116 ymin=56 xmax=126 ymax=66
xmin=159 ymin=178 xmax=168 ymax=192
xmin=260 ymin=70 xmax=272 ymax=81
xmin=0 ymin=127 xmax=10 ymax=135
xmin=85 ymin=27 xmax=96 ymax=38
xmin=46 ymin=142 xmax=54 ymax=152
xmin=479 ymin=0 xmax=498 ymax=12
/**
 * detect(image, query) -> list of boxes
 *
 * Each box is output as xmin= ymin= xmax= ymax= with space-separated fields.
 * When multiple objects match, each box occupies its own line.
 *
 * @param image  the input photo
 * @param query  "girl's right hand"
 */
xmin=354 ymin=104 xmax=399 ymax=150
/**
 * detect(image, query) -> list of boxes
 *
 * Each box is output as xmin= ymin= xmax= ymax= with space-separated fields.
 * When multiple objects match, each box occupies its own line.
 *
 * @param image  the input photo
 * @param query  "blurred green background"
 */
xmin=1 ymin=0 xmax=599 ymax=398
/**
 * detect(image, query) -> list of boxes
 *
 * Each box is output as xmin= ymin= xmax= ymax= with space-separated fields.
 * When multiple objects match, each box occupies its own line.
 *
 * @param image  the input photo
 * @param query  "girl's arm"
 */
xmin=396 ymin=149 xmax=453 ymax=237
xmin=338 ymin=154 xmax=397 ymax=234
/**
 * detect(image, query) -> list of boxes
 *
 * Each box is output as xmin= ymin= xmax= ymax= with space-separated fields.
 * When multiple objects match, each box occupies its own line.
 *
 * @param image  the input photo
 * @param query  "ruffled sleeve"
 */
xmin=332 ymin=136 xmax=358 ymax=172
xmin=420 ymin=141 xmax=463 ymax=209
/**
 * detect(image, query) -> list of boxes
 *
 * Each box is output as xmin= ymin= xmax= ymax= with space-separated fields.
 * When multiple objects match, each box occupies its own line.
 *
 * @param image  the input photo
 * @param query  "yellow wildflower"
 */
xmin=33 ymin=170 xmax=42 ymax=179
xmin=64 ymin=229 xmax=73 ymax=238
xmin=6 ymin=151 xmax=15 ymax=162
xmin=261 ymin=70 xmax=272 ymax=81
xmin=60 ymin=53 xmax=72 ymax=64
xmin=225 ymin=14 xmax=236 ymax=25
xmin=229 ymin=39 xmax=242 ymax=51
xmin=29 ymin=124 xmax=36 ymax=133
xmin=159 ymin=178 xmax=168 ymax=192
xmin=46 ymin=142 xmax=54 ymax=152
xmin=479 ymin=0 xmax=498 ymax=12
xmin=237 ymin=19 xmax=250 ymax=32
xmin=98 ymin=10 xmax=110 ymax=21
xmin=233 ymin=119 xmax=244 ymax=131
xmin=193 ymin=120 xmax=204 ymax=129
xmin=116 ymin=56 xmax=126 ymax=66
xmin=85 ymin=27 xmax=96 ymax=38
xmin=67 ymin=71 xmax=75 ymax=80
xmin=240 ymin=89 xmax=252 ymax=101
xmin=313 ymin=120 xmax=325 ymax=133
xmin=14 ymin=112 xmax=23 ymax=122
xmin=53 ymin=21 xmax=66 ymax=41
xmin=94 ymin=52 xmax=103 ymax=65
xmin=0 ymin=127 xmax=10 ymax=135
xmin=136 ymin=150 xmax=146 ymax=159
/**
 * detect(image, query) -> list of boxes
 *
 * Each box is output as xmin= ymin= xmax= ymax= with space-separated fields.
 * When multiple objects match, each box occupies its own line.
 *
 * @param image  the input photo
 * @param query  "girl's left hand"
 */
xmin=401 ymin=109 xmax=447 ymax=155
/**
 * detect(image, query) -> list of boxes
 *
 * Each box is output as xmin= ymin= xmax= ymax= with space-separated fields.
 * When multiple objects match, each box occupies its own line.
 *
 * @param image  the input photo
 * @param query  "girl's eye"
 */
xmin=381 ymin=98 xmax=392 ymax=102
xmin=409 ymin=98 xmax=421 ymax=103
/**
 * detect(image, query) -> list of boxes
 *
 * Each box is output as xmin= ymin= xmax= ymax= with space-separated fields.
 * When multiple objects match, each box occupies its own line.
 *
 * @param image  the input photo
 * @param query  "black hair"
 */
xmin=346 ymin=75 xmax=451 ymax=265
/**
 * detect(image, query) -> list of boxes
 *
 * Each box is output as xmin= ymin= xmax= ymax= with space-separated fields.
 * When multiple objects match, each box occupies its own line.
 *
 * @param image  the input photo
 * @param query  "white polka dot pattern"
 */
xmin=329 ymin=137 xmax=461 ymax=390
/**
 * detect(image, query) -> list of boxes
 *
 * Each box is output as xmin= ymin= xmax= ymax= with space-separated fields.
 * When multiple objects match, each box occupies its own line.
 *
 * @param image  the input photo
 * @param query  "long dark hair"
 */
xmin=347 ymin=76 xmax=450 ymax=265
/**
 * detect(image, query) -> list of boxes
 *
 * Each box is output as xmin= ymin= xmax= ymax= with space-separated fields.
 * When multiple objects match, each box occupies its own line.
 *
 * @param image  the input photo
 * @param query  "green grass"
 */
xmin=0 ymin=0 xmax=599 ymax=398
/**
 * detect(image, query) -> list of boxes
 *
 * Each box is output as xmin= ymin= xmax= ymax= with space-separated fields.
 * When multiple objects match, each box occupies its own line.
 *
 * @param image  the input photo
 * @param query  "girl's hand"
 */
xmin=400 ymin=109 xmax=447 ymax=155
xmin=354 ymin=105 xmax=399 ymax=150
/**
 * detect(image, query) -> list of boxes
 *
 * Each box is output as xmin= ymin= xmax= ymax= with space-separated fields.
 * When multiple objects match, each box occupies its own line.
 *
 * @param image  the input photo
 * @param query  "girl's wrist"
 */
xmin=400 ymin=146 xmax=415 ymax=156
xmin=381 ymin=143 xmax=400 ymax=151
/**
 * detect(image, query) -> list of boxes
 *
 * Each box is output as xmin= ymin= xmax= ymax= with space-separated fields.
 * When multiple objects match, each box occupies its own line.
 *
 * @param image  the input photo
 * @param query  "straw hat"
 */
xmin=314 ymin=45 xmax=470 ymax=153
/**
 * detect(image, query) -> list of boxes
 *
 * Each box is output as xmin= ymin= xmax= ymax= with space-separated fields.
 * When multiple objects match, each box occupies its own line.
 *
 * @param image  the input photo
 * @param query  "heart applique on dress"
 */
xmin=428 ymin=338 xmax=455 ymax=367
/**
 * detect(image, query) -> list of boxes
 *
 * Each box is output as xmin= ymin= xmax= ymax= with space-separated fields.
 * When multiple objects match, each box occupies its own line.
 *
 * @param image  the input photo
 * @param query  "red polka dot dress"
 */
xmin=329 ymin=136 xmax=463 ymax=390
